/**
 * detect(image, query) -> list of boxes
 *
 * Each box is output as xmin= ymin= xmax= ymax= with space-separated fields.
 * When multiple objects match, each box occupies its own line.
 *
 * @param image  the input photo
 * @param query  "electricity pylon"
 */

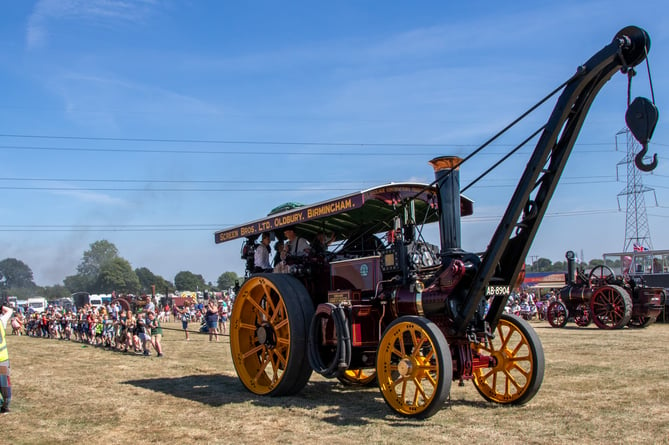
xmin=616 ymin=128 xmax=656 ymax=252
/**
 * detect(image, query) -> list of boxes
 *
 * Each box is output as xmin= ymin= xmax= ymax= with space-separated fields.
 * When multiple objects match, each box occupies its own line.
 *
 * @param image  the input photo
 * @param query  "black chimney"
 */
xmin=429 ymin=156 xmax=463 ymax=255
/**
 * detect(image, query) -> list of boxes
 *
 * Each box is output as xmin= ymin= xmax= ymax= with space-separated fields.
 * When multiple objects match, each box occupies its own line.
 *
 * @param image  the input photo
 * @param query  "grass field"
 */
xmin=3 ymin=320 xmax=669 ymax=445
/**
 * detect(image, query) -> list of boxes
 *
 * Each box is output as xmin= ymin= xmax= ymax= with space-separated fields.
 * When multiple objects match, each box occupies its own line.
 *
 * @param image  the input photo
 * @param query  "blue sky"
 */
xmin=1 ymin=0 xmax=668 ymax=286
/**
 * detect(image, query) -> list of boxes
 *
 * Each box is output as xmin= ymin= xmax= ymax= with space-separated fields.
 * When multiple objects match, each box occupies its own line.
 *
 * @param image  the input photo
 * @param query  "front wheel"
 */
xmin=547 ymin=301 xmax=568 ymax=328
xmin=229 ymin=274 xmax=314 ymax=396
xmin=376 ymin=316 xmax=452 ymax=418
xmin=472 ymin=314 xmax=545 ymax=405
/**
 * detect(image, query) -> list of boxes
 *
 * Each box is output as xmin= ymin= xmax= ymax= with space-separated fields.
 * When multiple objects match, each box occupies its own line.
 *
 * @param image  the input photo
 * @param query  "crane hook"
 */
xmin=625 ymin=97 xmax=659 ymax=172
xmin=635 ymin=145 xmax=658 ymax=172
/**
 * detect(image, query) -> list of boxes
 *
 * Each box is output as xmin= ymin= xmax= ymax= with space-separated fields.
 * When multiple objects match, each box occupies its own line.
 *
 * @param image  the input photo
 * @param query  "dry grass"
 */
xmin=4 ymin=321 xmax=669 ymax=445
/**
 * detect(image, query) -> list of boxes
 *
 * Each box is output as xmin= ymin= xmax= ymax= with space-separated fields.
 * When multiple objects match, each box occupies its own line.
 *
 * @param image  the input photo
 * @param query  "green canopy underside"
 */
xmin=214 ymin=182 xmax=473 ymax=244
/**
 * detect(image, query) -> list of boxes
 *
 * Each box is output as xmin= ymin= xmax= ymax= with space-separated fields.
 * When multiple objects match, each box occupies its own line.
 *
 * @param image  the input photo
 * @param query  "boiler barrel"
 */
xmin=559 ymin=286 xmax=593 ymax=303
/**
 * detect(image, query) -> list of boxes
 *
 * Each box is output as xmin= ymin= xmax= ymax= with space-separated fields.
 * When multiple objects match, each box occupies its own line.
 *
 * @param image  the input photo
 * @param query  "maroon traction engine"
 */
xmin=214 ymin=26 xmax=658 ymax=418
xmin=548 ymin=251 xmax=665 ymax=329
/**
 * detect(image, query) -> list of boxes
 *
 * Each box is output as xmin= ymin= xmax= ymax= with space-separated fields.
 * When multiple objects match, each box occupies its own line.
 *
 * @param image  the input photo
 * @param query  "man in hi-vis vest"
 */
xmin=0 ymin=304 xmax=12 ymax=414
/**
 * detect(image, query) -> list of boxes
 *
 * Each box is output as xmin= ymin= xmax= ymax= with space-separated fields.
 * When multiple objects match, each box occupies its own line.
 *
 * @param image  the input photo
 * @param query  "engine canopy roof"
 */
xmin=214 ymin=182 xmax=473 ymax=244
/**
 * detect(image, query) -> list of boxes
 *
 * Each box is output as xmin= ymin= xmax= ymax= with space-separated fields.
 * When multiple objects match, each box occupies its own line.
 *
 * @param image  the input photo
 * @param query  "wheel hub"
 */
xmin=491 ymin=350 xmax=506 ymax=370
xmin=256 ymin=323 xmax=276 ymax=348
xmin=397 ymin=358 xmax=414 ymax=377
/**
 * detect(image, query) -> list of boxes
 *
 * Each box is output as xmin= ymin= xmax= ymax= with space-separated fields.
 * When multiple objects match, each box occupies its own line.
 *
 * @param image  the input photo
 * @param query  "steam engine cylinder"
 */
xmin=391 ymin=259 xmax=467 ymax=317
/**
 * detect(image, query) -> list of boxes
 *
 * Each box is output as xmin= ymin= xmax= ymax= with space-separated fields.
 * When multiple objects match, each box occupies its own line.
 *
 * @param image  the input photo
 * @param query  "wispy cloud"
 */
xmin=26 ymin=0 xmax=159 ymax=49
xmin=51 ymin=187 xmax=127 ymax=206
xmin=45 ymin=70 xmax=225 ymax=131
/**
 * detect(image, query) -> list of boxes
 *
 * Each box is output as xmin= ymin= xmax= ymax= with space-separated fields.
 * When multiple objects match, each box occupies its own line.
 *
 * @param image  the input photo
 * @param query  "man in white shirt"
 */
xmin=284 ymin=227 xmax=310 ymax=257
xmin=253 ymin=232 xmax=272 ymax=272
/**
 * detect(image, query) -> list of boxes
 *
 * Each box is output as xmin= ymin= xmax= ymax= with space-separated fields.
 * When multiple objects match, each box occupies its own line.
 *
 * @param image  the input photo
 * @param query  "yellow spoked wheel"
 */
xmin=230 ymin=273 xmax=314 ymax=396
xmin=376 ymin=316 xmax=451 ymax=418
xmin=337 ymin=368 xmax=377 ymax=387
xmin=472 ymin=313 xmax=545 ymax=404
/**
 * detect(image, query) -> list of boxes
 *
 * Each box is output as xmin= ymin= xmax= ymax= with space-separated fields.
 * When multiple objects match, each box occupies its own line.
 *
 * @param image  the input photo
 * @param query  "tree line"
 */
xmin=527 ymin=256 xmax=616 ymax=273
xmin=0 ymin=239 xmax=240 ymax=301
xmin=1 ymin=241 xmax=615 ymax=301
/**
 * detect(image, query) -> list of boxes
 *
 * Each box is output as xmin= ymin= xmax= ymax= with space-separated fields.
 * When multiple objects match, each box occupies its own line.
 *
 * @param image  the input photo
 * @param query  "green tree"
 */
xmin=217 ymin=271 xmax=240 ymax=291
xmin=77 ymin=240 xmax=119 ymax=280
xmin=63 ymin=274 xmax=92 ymax=293
xmin=43 ymin=284 xmax=70 ymax=300
xmin=532 ymin=257 xmax=553 ymax=272
xmin=95 ymin=258 xmax=140 ymax=294
xmin=135 ymin=267 xmax=174 ymax=295
xmin=0 ymin=258 xmax=36 ymax=289
xmin=550 ymin=261 xmax=567 ymax=272
xmin=63 ymin=240 xmax=121 ymax=293
xmin=174 ymin=271 xmax=206 ymax=292
xmin=588 ymin=258 xmax=605 ymax=268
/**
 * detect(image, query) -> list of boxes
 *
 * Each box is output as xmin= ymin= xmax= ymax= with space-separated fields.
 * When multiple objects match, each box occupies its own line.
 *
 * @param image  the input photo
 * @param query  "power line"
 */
xmin=0 ymin=179 xmax=625 ymax=192
xmin=0 ymin=186 xmax=356 ymax=192
xmin=0 ymin=143 xmax=653 ymax=156
xmin=0 ymin=174 xmax=615 ymax=185
xmin=0 ymin=177 xmax=380 ymax=184
xmin=0 ymin=132 xmax=639 ymax=147
xmin=0 ymin=208 xmax=649 ymax=233
xmin=0 ymin=133 xmax=664 ymax=152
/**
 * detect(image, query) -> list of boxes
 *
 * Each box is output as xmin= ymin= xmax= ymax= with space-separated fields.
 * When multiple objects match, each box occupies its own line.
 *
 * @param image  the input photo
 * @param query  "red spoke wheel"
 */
xmin=230 ymin=273 xmax=314 ymax=396
xmin=589 ymin=285 xmax=632 ymax=329
xmin=111 ymin=298 xmax=131 ymax=314
xmin=627 ymin=316 xmax=655 ymax=328
xmin=376 ymin=316 xmax=451 ymax=418
xmin=588 ymin=265 xmax=616 ymax=287
xmin=573 ymin=303 xmax=592 ymax=327
xmin=547 ymin=301 xmax=568 ymax=328
xmin=472 ymin=314 xmax=545 ymax=405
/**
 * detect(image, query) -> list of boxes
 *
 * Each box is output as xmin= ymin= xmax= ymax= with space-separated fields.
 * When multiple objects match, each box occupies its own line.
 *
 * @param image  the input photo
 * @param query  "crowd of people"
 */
xmin=8 ymin=303 xmax=165 ymax=357
xmin=502 ymin=290 xmax=559 ymax=320
xmin=176 ymin=297 xmax=230 ymax=341
xmin=6 ymin=295 xmax=233 ymax=357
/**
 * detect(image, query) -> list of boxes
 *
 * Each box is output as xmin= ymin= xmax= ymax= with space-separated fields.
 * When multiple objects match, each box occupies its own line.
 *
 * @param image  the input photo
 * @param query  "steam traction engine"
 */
xmin=214 ymin=26 xmax=659 ymax=418
xmin=548 ymin=251 xmax=665 ymax=329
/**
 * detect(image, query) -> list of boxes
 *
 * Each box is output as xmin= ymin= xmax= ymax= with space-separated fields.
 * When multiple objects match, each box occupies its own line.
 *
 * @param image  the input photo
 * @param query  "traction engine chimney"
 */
xmin=430 ymin=156 xmax=463 ymax=255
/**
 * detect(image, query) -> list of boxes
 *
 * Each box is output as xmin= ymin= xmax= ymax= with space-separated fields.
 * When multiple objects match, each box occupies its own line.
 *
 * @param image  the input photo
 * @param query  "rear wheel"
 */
xmin=590 ymin=285 xmax=632 ymax=329
xmin=628 ymin=316 xmax=655 ymax=328
xmin=229 ymin=274 xmax=314 ymax=396
xmin=547 ymin=301 xmax=568 ymax=328
xmin=337 ymin=368 xmax=377 ymax=386
xmin=472 ymin=314 xmax=545 ymax=405
xmin=376 ymin=316 xmax=451 ymax=418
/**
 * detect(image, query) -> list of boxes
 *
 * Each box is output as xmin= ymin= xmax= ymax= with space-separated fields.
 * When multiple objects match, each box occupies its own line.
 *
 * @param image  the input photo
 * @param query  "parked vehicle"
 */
xmin=27 ymin=296 xmax=48 ymax=314
xmin=88 ymin=294 xmax=105 ymax=309
xmin=548 ymin=251 xmax=665 ymax=329
xmin=71 ymin=292 xmax=109 ymax=310
xmin=214 ymin=26 xmax=657 ymax=418
xmin=603 ymin=249 xmax=669 ymax=322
